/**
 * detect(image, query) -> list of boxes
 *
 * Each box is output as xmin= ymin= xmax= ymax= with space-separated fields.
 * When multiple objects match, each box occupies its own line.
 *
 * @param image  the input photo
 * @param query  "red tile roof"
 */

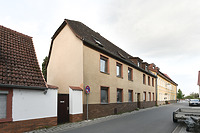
xmin=69 ymin=86 xmax=83 ymax=91
xmin=0 ymin=25 xmax=46 ymax=88
xmin=198 ymin=71 xmax=200 ymax=85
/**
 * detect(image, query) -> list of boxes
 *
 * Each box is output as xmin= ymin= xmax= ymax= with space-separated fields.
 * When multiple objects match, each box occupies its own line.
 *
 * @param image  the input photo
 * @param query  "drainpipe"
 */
xmin=155 ymin=73 xmax=158 ymax=105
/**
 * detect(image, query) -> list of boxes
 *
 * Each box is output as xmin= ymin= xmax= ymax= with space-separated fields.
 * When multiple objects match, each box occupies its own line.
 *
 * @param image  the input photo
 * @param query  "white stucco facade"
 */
xmin=69 ymin=88 xmax=83 ymax=115
xmin=12 ymin=89 xmax=57 ymax=121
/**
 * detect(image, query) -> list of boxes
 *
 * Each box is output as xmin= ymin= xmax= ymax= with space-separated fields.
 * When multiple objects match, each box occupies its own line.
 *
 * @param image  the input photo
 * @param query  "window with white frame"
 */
xmin=117 ymin=89 xmax=123 ymax=102
xmin=100 ymin=55 xmax=108 ymax=73
xmin=116 ymin=63 xmax=122 ymax=78
xmin=128 ymin=90 xmax=133 ymax=102
xmin=148 ymin=92 xmax=151 ymax=101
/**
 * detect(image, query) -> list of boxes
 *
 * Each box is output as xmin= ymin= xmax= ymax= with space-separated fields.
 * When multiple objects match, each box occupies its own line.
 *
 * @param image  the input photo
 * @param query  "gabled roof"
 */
xmin=47 ymin=19 xmax=156 ymax=78
xmin=198 ymin=71 xmax=200 ymax=86
xmin=0 ymin=25 xmax=47 ymax=89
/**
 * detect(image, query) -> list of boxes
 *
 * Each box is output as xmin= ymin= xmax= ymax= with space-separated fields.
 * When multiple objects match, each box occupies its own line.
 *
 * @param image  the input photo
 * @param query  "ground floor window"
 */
xmin=117 ymin=89 xmax=123 ymax=103
xmin=101 ymin=87 xmax=109 ymax=104
xmin=148 ymin=92 xmax=151 ymax=101
xmin=0 ymin=89 xmax=13 ymax=122
xmin=0 ymin=94 xmax=7 ymax=119
xmin=143 ymin=92 xmax=146 ymax=101
xmin=128 ymin=90 xmax=133 ymax=102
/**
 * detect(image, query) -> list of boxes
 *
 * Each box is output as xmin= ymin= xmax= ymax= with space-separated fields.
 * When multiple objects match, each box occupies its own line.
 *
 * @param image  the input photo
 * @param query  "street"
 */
xmin=56 ymin=102 xmax=188 ymax=133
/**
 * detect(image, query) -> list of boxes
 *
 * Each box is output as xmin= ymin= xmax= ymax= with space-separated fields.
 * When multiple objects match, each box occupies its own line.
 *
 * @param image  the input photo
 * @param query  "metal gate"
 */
xmin=58 ymin=94 xmax=69 ymax=124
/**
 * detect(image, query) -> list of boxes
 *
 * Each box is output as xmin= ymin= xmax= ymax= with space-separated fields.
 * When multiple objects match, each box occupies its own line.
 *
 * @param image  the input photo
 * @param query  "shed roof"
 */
xmin=0 ymin=25 xmax=47 ymax=89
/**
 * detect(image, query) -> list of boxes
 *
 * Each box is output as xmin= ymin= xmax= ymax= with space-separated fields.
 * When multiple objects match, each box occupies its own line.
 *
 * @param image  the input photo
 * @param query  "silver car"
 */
xmin=189 ymin=99 xmax=200 ymax=106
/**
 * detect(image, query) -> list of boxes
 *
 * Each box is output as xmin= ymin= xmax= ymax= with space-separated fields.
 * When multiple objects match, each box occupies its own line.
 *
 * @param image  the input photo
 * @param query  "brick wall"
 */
xmin=0 ymin=117 xmax=57 ymax=133
xmin=70 ymin=114 xmax=83 ymax=122
xmin=83 ymin=102 xmax=138 ymax=120
xmin=140 ymin=101 xmax=156 ymax=109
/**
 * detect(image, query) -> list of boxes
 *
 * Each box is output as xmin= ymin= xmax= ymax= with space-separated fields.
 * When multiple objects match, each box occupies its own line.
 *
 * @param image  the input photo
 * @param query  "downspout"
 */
xmin=155 ymin=73 xmax=158 ymax=106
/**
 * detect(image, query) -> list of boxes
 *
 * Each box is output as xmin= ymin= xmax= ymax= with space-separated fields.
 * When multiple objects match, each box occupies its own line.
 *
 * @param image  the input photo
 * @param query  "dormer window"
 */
xmin=118 ymin=51 xmax=126 ymax=59
xmin=153 ymin=66 xmax=155 ymax=69
xmin=145 ymin=65 xmax=148 ymax=70
xmin=92 ymin=36 xmax=104 ymax=47
xmin=138 ymin=62 xmax=140 ymax=67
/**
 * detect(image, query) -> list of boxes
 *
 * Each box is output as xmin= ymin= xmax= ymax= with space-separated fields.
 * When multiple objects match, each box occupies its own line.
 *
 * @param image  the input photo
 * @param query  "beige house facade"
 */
xmin=148 ymin=64 xmax=178 ymax=105
xmin=47 ymin=19 xmax=157 ymax=122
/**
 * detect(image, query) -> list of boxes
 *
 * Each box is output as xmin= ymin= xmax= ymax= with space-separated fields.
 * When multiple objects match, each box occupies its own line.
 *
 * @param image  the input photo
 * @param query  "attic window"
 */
xmin=92 ymin=36 xmax=104 ymax=47
xmin=118 ymin=51 xmax=126 ymax=59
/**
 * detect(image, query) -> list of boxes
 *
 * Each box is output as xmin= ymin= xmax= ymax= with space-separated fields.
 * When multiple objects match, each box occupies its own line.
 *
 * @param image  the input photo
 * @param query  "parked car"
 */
xmin=189 ymin=99 xmax=200 ymax=106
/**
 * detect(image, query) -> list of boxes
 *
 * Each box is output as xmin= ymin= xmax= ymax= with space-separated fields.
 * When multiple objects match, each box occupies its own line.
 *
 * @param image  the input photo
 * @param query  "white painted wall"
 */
xmin=12 ymin=89 xmax=57 ymax=121
xmin=69 ymin=88 xmax=83 ymax=114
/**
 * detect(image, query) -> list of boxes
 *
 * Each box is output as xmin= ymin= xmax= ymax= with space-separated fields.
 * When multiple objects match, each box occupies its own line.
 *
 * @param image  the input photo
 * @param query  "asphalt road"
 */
xmin=58 ymin=102 xmax=188 ymax=133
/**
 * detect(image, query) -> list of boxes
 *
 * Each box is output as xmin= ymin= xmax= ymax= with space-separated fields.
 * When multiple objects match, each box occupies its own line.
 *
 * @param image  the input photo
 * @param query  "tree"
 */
xmin=177 ymin=89 xmax=184 ymax=100
xmin=42 ymin=56 xmax=48 ymax=81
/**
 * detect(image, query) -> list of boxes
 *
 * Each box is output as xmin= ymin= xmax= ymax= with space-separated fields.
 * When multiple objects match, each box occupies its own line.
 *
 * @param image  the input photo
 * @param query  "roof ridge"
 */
xmin=0 ymin=25 xmax=32 ymax=38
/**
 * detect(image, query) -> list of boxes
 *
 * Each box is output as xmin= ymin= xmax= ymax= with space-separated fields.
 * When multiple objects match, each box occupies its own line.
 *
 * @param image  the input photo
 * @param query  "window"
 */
xmin=148 ymin=76 xmax=150 ymax=86
xmin=138 ymin=62 xmax=140 ymax=67
xmin=117 ymin=89 xmax=123 ymax=102
xmin=152 ymin=93 xmax=154 ymax=101
xmin=116 ymin=63 xmax=122 ymax=78
xmin=143 ymin=91 xmax=146 ymax=101
xmin=128 ymin=68 xmax=133 ymax=81
xmin=100 ymin=55 xmax=108 ymax=73
xmin=148 ymin=92 xmax=151 ymax=101
xmin=152 ymin=78 xmax=154 ymax=87
xmin=0 ymin=94 xmax=7 ymax=119
xmin=101 ymin=87 xmax=109 ymax=104
xmin=0 ymin=89 xmax=12 ymax=123
xmin=143 ymin=74 xmax=146 ymax=84
xmin=128 ymin=90 xmax=133 ymax=102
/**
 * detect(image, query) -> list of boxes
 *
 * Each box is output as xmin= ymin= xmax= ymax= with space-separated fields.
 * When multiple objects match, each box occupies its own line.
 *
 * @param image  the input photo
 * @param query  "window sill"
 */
xmin=117 ymin=102 xmax=123 ymax=103
xmin=0 ymin=118 xmax=12 ymax=123
xmin=101 ymin=103 xmax=109 ymax=105
xmin=100 ymin=71 xmax=110 ymax=75
xmin=116 ymin=76 xmax=123 ymax=79
xmin=128 ymin=79 xmax=133 ymax=82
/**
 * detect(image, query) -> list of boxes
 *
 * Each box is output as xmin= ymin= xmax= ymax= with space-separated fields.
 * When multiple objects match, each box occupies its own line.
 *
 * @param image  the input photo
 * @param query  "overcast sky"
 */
xmin=1 ymin=0 xmax=200 ymax=96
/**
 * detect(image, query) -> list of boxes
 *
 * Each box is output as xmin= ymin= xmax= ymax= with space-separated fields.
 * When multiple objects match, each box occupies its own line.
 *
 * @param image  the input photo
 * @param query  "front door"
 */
xmin=58 ymin=94 xmax=69 ymax=124
xmin=137 ymin=93 xmax=140 ymax=108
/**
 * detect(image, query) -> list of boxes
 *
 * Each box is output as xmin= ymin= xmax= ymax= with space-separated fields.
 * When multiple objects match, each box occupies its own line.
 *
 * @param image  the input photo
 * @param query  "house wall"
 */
xmin=83 ymin=45 xmax=156 ymax=119
xmin=47 ymin=24 xmax=84 ymax=94
xmin=157 ymin=75 xmax=177 ymax=105
xmin=12 ymin=89 xmax=57 ymax=121
xmin=0 ymin=88 xmax=57 ymax=133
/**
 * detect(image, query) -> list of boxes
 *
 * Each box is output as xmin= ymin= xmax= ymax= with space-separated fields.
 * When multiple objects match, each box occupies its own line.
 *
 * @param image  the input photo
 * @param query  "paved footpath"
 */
xmin=25 ymin=104 xmax=182 ymax=133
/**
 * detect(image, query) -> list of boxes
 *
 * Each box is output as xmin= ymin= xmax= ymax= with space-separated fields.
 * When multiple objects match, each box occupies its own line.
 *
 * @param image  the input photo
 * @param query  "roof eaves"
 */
xmin=0 ymin=84 xmax=48 ymax=90
xmin=83 ymin=39 xmax=157 ymax=78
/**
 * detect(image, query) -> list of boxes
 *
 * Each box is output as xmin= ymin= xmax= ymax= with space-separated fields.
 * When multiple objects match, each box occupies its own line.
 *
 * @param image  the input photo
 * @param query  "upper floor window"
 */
xmin=100 ymin=55 xmax=108 ymax=73
xmin=128 ymin=68 xmax=133 ymax=81
xmin=152 ymin=78 xmax=154 ymax=87
xmin=148 ymin=76 xmax=150 ymax=86
xmin=116 ymin=63 xmax=122 ymax=78
xmin=143 ymin=74 xmax=146 ymax=84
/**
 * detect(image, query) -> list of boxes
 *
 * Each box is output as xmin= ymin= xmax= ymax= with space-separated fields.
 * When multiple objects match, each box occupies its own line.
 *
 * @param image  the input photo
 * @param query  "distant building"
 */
xmin=149 ymin=63 xmax=178 ymax=105
xmin=197 ymin=71 xmax=200 ymax=98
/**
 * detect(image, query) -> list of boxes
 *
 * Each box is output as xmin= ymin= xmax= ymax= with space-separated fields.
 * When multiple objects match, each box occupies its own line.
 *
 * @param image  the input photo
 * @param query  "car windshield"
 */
xmin=190 ymin=99 xmax=199 ymax=102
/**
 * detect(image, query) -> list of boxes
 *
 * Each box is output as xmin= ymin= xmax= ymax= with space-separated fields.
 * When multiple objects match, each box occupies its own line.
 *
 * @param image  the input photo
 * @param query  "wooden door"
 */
xmin=58 ymin=94 xmax=69 ymax=124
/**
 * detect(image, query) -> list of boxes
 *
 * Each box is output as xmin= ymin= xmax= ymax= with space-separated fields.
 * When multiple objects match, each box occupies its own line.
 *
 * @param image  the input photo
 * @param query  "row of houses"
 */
xmin=0 ymin=19 xmax=178 ymax=132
